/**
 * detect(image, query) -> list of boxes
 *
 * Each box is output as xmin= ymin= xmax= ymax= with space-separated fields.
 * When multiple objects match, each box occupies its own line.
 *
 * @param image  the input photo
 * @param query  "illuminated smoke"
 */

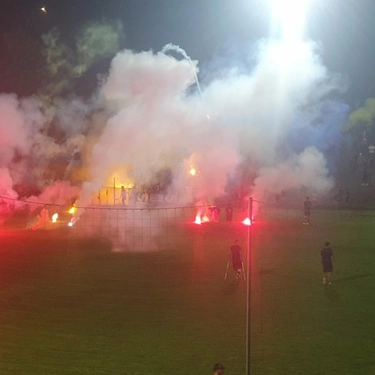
xmin=202 ymin=39 xmax=344 ymax=199
xmin=74 ymin=21 xmax=123 ymax=77
xmin=346 ymin=98 xmax=375 ymax=131
xmin=42 ymin=22 xmax=123 ymax=96
xmin=252 ymin=146 xmax=333 ymax=200
xmin=74 ymin=39 xmax=344 ymax=212
xmin=0 ymin=23 xmax=347 ymax=232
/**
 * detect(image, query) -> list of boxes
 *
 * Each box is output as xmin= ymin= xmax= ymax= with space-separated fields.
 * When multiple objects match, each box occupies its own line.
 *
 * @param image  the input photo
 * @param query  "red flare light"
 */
xmin=194 ymin=214 xmax=210 ymax=225
xmin=242 ymin=217 xmax=252 ymax=226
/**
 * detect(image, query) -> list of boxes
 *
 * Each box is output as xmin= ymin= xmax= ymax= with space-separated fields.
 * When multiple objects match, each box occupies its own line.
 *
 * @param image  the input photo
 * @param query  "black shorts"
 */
xmin=322 ymin=261 xmax=333 ymax=273
xmin=232 ymin=258 xmax=242 ymax=271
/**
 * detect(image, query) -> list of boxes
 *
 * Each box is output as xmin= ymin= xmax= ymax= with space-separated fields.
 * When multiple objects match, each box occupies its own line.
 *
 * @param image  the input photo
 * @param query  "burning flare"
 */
xmin=194 ymin=214 xmax=210 ymax=225
xmin=194 ymin=215 xmax=201 ymax=225
xmin=52 ymin=213 xmax=58 ymax=223
xmin=242 ymin=217 xmax=252 ymax=226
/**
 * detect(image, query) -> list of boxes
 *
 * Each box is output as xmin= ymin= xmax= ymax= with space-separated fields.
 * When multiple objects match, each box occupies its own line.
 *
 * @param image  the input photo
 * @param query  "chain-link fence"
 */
xmin=0 ymin=196 xmax=224 ymax=251
xmin=2 ymin=194 xmax=374 ymax=253
xmin=95 ymin=185 xmax=193 ymax=206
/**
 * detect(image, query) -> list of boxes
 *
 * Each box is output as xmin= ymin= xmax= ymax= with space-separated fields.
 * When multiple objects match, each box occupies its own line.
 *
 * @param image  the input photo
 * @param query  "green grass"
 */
xmin=1 ymin=209 xmax=375 ymax=374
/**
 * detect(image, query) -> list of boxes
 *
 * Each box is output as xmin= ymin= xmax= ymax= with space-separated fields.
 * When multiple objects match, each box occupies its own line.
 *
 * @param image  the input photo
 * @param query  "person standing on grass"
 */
xmin=225 ymin=204 xmax=233 ymax=226
xmin=303 ymin=196 xmax=312 ymax=224
xmin=213 ymin=363 xmax=225 ymax=375
xmin=321 ymin=241 xmax=333 ymax=285
xmin=229 ymin=240 xmax=243 ymax=279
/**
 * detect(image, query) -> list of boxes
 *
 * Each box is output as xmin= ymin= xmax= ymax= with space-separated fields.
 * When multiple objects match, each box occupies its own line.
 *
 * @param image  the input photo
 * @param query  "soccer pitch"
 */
xmin=0 ymin=209 xmax=374 ymax=375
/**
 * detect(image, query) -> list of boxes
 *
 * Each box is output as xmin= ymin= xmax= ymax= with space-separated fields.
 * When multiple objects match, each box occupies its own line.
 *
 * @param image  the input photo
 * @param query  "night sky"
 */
xmin=1 ymin=0 xmax=375 ymax=105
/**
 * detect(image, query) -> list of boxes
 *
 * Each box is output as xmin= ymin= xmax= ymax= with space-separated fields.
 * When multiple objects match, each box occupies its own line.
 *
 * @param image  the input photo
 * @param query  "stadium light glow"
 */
xmin=269 ymin=0 xmax=313 ymax=40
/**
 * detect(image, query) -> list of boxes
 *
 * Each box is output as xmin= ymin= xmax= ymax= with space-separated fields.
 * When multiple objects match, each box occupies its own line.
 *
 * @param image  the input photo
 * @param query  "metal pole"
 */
xmin=246 ymin=197 xmax=253 ymax=375
xmin=114 ymin=177 xmax=116 ymax=205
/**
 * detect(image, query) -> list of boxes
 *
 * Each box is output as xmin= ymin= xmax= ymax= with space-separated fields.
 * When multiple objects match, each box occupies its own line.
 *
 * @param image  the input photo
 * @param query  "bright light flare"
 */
xmin=68 ymin=216 xmax=79 ymax=227
xmin=190 ymin=168 xmax=197 ymax=176
xmin=52 ymin=213 xmax=58 ymax=223
xmin=40 ymin=6 xmax=47 ymax=13
xmin=269 ymin=0 xmax=312 ymax=39
xmin=242 ymin=217 xmax=252 ymax=226
xmin=194 ymin=214 xmax=210 ymax=225
xmin=68 ymin=206 xmax=76 ymax=214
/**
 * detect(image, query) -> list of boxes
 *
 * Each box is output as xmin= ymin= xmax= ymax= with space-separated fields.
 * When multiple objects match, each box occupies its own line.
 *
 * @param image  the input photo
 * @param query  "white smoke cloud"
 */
xmin=253 ymin=146 xmax=333 ymax=199
xmin=0 ymin=94 xmax=46 ymax=198
xmin=0 ymin=93 xmax=88 ymax=212
xmin=0 ymin=94 xmax=33 ymax=165
xmin=73 ymin=39 xmax=342 ymax=210
xmin=0 ymin=32 xmax=345 ymax=229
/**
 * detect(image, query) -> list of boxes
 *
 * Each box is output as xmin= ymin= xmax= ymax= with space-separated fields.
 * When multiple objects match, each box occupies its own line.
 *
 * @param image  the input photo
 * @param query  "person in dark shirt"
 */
xmin=303 ymin=196 xmax=312 ymax=224
xmin=344 ymin=189 xmax=350 ymax=204
xmin=321 ymin=241 xmax=333 ymax=285
xmin=225 ymin=204 xmax=233 ymax=226
xmin=229 ymin=240 xmax=243 ymax=279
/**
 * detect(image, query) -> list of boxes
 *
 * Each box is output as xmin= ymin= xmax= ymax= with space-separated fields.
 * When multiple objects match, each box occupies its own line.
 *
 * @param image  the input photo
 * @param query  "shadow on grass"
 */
xmin=258 ymin=268 xmax=276 ymax=275
xmin=222 ymin=279 xmax=241 ymax=295
xmin=323 ymin=274 xmax=372 ymax=302
xmin=324 ymin=285 xmax=339 ymax=302
xmin=334 ymin=273 xmax=372 ymax=283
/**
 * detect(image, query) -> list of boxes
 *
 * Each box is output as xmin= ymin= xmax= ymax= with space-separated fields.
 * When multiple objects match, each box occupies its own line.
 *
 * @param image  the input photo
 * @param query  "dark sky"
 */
xmin=1 ymin=0 xmax=375 ymax=105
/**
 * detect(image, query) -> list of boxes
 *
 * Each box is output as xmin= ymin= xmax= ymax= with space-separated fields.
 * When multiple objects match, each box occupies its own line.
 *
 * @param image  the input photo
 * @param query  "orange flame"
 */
xmin=68 ymin=206 xmax=76 ymax=214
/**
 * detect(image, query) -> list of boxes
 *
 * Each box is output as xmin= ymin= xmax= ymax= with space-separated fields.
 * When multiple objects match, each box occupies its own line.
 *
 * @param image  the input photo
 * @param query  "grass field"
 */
xmin=1 ymin=208 xmax=375 ymax=374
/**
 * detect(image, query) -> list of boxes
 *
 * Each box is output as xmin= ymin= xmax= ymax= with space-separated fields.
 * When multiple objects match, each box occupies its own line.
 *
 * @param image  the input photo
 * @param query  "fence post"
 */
xmin=246 ymin=196 xmax=253 ymax=375
xmin=113 ymin=178 xmax=116 ymax=205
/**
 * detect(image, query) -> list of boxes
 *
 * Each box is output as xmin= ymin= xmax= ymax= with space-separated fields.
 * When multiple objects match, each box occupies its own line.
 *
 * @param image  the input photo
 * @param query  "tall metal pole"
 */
xmin=113 ymin=177 xmax=116 ymax=205
xmin=246 ymin=197 xmax=253 ymax=375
